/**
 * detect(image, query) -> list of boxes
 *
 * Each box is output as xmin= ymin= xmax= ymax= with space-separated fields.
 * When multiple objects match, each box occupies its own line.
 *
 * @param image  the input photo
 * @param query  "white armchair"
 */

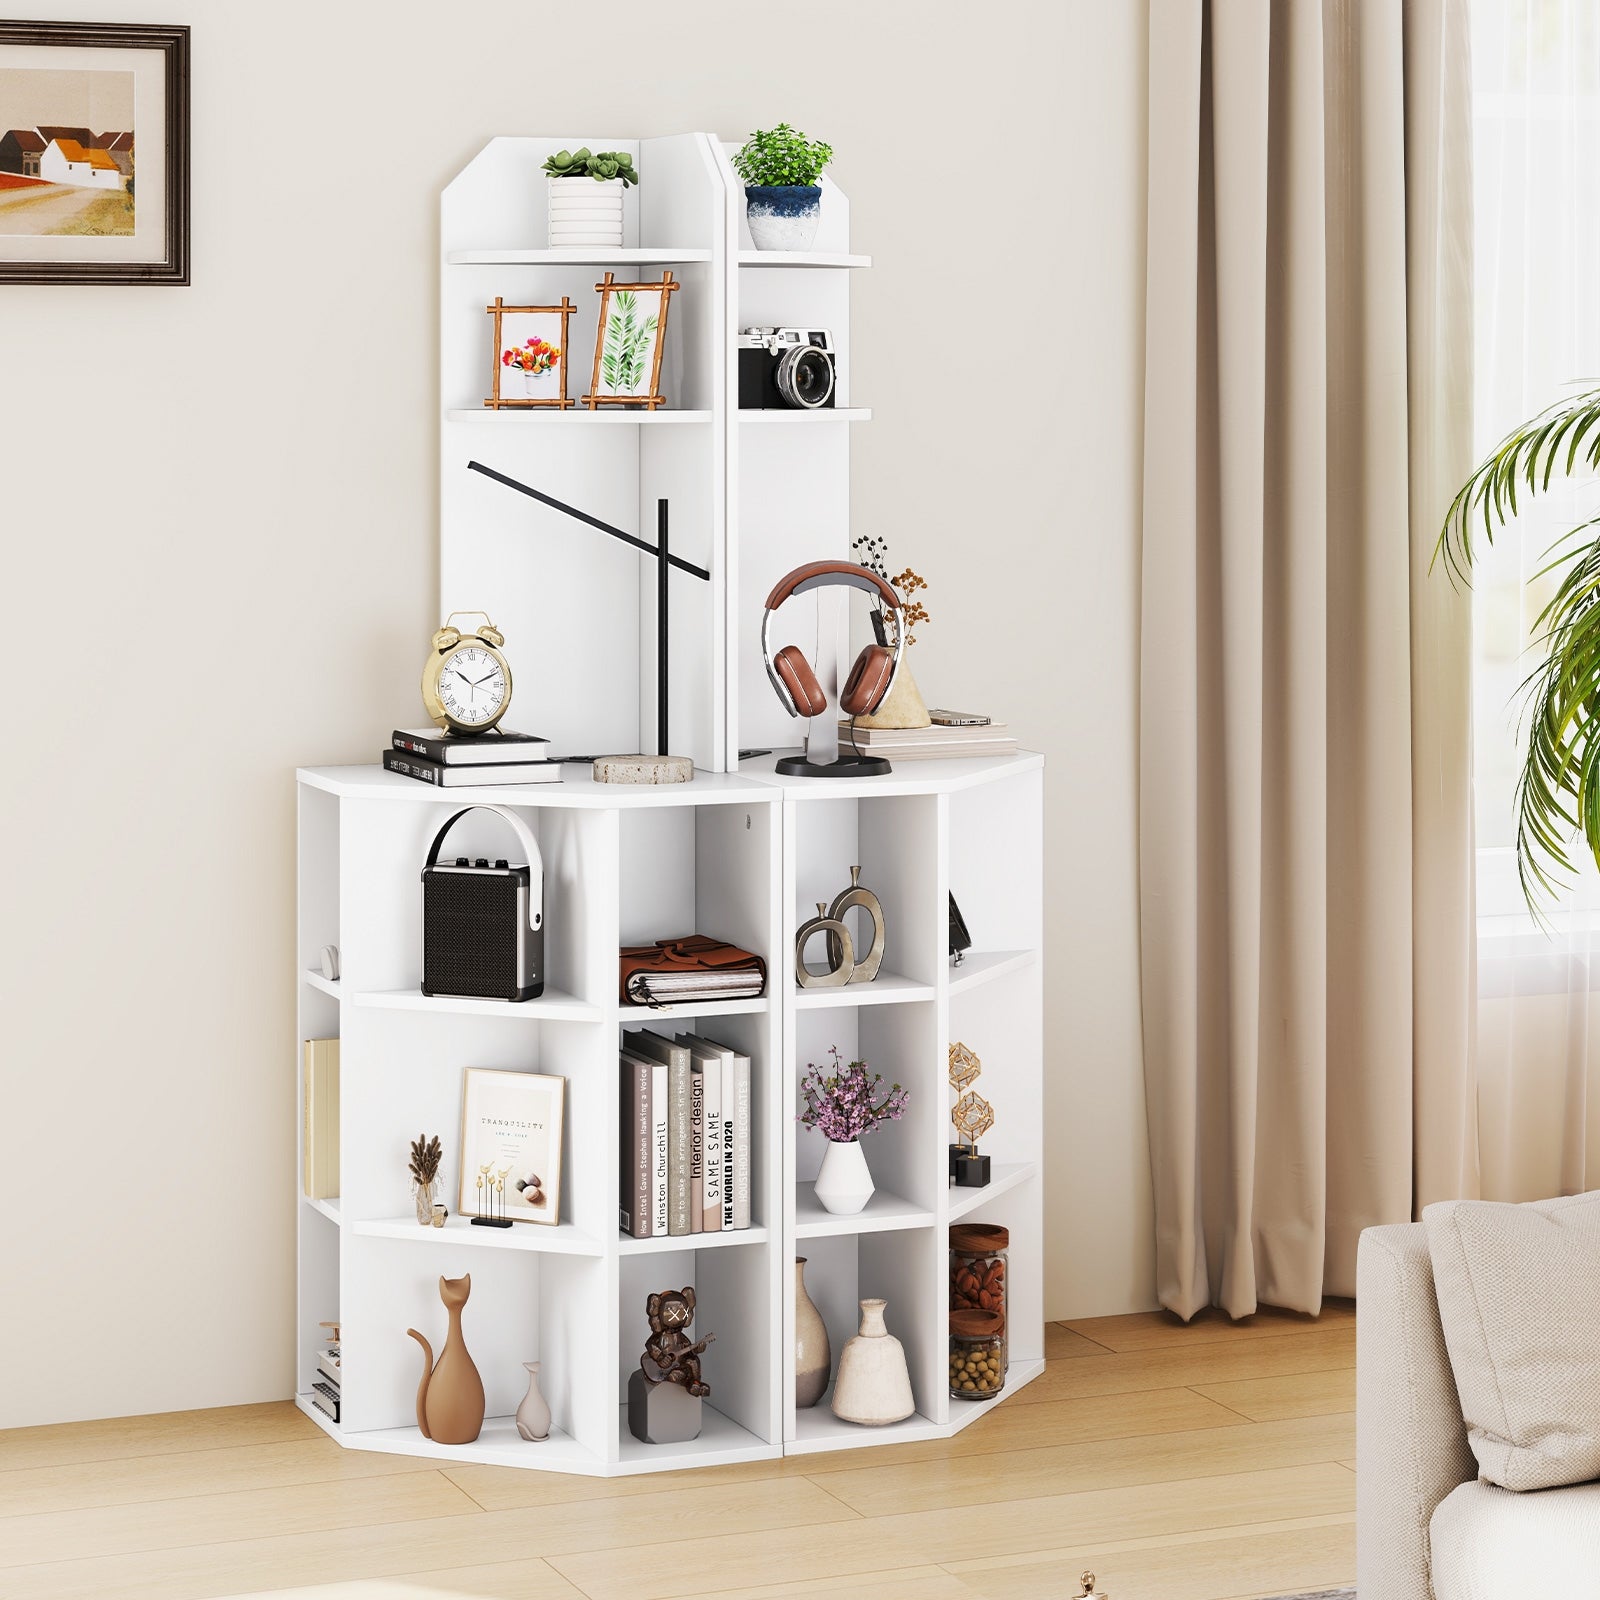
xmin=1356 ymin=1222 xmax=1600 ymax=1600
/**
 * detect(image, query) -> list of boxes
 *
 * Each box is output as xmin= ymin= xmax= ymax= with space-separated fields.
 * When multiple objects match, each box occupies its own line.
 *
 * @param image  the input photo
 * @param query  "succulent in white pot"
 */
xmin=732 ymin=123 xmax=833 ymax=251
xmin=542 ymin=147 xmax=638 ymax=250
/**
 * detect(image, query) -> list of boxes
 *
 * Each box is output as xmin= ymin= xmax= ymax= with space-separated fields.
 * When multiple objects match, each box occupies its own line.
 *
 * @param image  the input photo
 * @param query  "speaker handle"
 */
xmin=423 ymin=806 xmax=544 ymax=931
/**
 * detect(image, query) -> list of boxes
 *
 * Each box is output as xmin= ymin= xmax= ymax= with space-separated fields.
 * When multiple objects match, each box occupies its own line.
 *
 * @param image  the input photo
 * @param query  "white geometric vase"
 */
xmin=814 ymin=1138 xmax=874 ymax=1216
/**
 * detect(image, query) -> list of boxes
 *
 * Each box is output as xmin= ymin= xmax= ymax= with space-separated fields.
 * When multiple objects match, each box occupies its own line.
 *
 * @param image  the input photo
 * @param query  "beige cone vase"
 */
xmin=851 ymin=657 xmax=931 ymax=730
xmin=830 ymin=1297 xmax=914 ymax=1426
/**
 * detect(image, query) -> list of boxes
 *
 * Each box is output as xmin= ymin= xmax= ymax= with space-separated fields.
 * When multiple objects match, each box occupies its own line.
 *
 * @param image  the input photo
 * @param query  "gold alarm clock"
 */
xmin=422 ymin=612 xmax=512 ymax=733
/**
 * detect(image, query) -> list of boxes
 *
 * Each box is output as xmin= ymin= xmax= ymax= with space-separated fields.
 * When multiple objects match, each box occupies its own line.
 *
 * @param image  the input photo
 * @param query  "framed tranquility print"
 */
xmin=457 ymin=1068 xmax=566 ymax=1226
xmin=0 ymin=20 xmax=190 ymax=285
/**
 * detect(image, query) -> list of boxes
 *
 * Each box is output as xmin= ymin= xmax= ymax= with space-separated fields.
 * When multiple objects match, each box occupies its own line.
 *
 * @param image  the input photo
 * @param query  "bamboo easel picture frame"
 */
xmin=582 ymin=270 xmax=679 ymax=409
xmin=485 ymin=296 xmax=577 ymax=410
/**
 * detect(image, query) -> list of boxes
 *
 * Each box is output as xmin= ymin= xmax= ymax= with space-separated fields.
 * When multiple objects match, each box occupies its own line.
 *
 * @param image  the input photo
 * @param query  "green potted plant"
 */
xmin=1435 ymin=384 xmax=1600 ymax=916
xmin=731 ymin=123 xmax=833 ymax=252
xmin=541 ymin=147 xmax=639 ymax=250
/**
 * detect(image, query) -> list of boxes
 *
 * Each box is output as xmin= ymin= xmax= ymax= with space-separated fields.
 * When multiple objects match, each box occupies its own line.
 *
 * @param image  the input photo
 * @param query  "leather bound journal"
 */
xmin=619 ymin=935 xmax=767 ymax=1007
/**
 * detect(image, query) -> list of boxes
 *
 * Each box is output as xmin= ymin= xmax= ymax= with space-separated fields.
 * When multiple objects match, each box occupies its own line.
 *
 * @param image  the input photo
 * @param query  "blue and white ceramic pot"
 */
xmin=745 ymin=184 xmax=821 ymax=251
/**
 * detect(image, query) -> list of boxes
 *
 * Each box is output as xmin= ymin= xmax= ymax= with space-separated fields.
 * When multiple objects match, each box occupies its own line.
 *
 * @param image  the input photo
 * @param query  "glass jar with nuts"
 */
xmin=949 ymin=1223 xmax=1008 ymax=1374
xmin=949 ymin=1309 xmax=1005 ymax=1399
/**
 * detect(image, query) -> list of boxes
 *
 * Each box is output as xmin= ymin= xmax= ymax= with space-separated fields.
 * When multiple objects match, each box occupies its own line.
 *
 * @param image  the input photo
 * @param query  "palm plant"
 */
xmin=1435 ymin=383 xmax=1600 ymax=915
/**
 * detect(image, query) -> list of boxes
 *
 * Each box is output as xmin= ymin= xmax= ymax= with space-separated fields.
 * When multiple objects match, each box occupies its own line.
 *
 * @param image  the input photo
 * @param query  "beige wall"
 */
xmin=0 ymin=0 xmax=1153 ymax=1428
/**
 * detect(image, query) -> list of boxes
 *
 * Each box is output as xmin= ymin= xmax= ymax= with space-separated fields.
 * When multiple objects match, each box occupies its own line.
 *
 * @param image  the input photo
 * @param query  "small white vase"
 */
xmin=547 ymin=175 xmax=624 ymax=249
xmin=515 ymin=1361 xmax=550 ymax=1441
xmin=814 ymin=1139 xmax=874 ymax=1215
xmin=830 ymin=1298 xmax=915 ymax=1426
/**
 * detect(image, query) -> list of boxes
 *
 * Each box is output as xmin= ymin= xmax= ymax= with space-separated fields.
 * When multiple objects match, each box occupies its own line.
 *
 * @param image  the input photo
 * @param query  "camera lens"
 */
xmin=776 ymin=345 xmax=834 ymax=409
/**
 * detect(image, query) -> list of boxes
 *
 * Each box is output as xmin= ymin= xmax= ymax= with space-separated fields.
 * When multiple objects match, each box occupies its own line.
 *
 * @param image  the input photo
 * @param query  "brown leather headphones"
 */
xmin=761 ymin=560 xmax=906 ymax=720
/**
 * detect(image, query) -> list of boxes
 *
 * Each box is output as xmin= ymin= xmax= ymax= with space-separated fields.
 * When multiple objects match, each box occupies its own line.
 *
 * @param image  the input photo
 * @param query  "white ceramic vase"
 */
xmin=546 ymin=175 xmax=624 ymax=249
xmin=830 ymin=1298 xmax=914 ymax=1426
xmin=814 ymin=1138 xmax=874 ymax=1215
xmin=515 ymin=1361 xmax=550 ymax=1441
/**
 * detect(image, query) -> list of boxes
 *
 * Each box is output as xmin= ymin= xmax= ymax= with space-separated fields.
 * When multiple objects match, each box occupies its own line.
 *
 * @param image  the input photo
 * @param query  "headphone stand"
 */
xmin=775 ymin=752 xmax=892 ymax=778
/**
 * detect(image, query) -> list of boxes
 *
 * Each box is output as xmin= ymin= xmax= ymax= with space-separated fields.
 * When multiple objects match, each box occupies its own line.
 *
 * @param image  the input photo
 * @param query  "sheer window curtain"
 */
xmin=1472 ymin=0 xmax=1600 ymax=1198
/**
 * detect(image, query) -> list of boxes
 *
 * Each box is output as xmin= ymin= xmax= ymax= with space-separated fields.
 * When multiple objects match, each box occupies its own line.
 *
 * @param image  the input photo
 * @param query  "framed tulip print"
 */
xmin=485 ymin=296 xmax=576 ymax=410
xmin=0 ymin=20 xmax=190 ymax=285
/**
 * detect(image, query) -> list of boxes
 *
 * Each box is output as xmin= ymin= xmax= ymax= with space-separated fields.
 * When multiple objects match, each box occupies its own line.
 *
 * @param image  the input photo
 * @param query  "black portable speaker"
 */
xmin=421 ymin=807 xmax=544 ymax=1002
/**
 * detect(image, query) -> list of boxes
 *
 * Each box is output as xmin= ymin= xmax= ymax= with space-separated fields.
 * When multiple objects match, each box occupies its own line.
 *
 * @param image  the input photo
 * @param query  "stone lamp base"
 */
xmin=627 ymin=1370 xmax=703 ymax=1444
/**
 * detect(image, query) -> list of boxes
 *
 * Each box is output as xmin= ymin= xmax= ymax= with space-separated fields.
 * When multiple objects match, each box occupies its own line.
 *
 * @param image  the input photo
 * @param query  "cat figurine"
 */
xmin=407 ymin=1273 xmax=485 ymax=1444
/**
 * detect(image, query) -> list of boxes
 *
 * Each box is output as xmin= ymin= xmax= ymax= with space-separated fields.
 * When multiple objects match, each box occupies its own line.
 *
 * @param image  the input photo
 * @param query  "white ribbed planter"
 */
xmin=546 ymin=176 xmax=624 ymax=248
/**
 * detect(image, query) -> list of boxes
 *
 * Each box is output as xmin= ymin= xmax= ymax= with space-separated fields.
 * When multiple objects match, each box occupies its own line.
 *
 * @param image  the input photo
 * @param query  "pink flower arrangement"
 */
xmin=798 ymin=1047 xmax=910 ymax=1143
xmin=503 ymin=336 xmax=560 ymax=376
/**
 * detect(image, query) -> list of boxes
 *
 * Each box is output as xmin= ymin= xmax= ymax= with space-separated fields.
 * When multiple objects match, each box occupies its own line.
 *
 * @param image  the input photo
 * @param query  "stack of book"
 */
xmin=311 ymin=1336 xmax=340 ymax=1424
xmin=383 ymin=727 xmax=563 ymax=788
xmin=620 ymin=1029 xmax=752 ymax=1240
xmin=836 ymin=720 xmax=1018 ymax=761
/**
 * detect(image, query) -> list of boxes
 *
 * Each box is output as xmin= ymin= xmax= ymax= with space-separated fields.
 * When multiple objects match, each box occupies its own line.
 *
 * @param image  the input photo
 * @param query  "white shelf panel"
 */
xmin=944 ymin=1358 xmax=1047 ymax=1434
xmin=303 ymin=1195 xmax=341 ymax=1224
xmin=742 ymin=750 xmax=1045 ymax=799
xmin=944 ymin=1162 xmax=1038 ymax=1224
xmin=794 ymin=1184 xmax=934 ymax=1238
xmin=614 ymin=1401 xmax=776 ymax=1473
xmin=302 ymin=969 xmax=341 ymax=999
xmin=617 ymin=1225 xmax=769 ymax=1255
xmin=298 ymin=764 xmax=780 ymax=810
xmin=351 ymin=1411 xmax=606 ymax=1474
xmin=792 ymin=971 xmax=935 ymax=1010
xmin=788 ymin=1404 xmax=945 ymax=1454
xmin=738 ymin=251 xmax=871 ymax=269
xmin=446 ymin=408 xmax=712 ymax=425
xmin=449 ymin=247 xmax=712 ymax=266
xmin=618 ymin=995 xmax=770 ymax=1020
xmin=352 ymin=985 xmax=599 ymax=1022
xmin=295 ymin=1393 xmax=343 ymax=1441
xmin=350 ymin=1214 xmax=605 ymax=1256
xmin=948 ymin=949 xmax=1038 ymax=997
xmin=738 ymin=407 xmax=871 ymax=423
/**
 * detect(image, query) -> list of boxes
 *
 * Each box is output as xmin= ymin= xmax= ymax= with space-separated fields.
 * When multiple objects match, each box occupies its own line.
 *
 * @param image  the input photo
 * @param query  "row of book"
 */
xmin=621 ymin=1029 xmax=752 ymax=1239
xmin=311 ymin=1333 xmax=340 ymax=1424
xmin=383 ymin=726 xmax=563 ymax=788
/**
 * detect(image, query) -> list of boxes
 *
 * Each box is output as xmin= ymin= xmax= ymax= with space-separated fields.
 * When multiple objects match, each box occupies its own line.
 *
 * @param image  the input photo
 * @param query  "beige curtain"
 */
xmin=1140 ymin=0 xmax=1480 ymax=1319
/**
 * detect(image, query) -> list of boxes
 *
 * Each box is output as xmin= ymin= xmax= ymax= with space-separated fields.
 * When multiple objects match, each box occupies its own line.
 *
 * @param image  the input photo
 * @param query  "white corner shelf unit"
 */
xmin=295 ymin=132 xmax=1042 ymax=1477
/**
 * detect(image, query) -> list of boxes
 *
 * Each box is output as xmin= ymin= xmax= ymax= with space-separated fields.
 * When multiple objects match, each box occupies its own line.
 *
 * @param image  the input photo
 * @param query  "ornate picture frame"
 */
xmin=485 ymin=296 xmax=576 ymax=410
xmin=0 ymin=20 xmax=189 ymax=285
xmin=582 ymin=270 xmax=678 ymax=409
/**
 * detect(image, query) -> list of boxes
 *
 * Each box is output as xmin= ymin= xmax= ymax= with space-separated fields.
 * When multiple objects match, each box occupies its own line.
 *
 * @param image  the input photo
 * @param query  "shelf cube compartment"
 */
xmin=341 ymin=1011 xmax=612 ymax=1244
xmin=789 ymin=793 xmax=943 ymax=994
xmin=788 ymin=1225 xmax=944 ymax=1443
xmin=795 ymin=1002 xmax=943 ymax=1222
xmin=616 ymin=1240 xmax=778 ymax=1464
xmin=339 ymin=1232 xmax=608 ymax=1459
xmin=944 ymin=1172 xmax=1045 ymax=1372
xmin=338 ymin=797 xmax=612 ymax=1007
xmin=619 ymin=1007 xmax=776 ymax=1242
xmin=945 ymin=963 xmax=1043 ymax=1179
xmin=947 ymin=765 xmax=1044 ymax=958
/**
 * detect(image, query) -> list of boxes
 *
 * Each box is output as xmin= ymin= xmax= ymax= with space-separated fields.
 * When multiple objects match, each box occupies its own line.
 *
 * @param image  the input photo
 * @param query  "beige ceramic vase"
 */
xmin=830 ymin=1297 xmax=914 ymax=1426
xmin=407 ymin=1273 xmax=486 ymax=1445
xmin=851 ymin=658 xmax=931 ymax=730
xmin=794 ymin=1257 xmax=831 ymax=1408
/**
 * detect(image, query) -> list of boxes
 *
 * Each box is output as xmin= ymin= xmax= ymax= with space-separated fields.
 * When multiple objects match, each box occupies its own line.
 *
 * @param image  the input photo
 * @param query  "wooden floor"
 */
xmin=0 ymin=1307 xmax=1356 ymax=1600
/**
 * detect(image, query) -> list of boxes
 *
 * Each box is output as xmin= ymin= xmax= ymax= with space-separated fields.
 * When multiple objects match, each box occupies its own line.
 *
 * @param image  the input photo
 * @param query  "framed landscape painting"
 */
xmin=0 ymin=20 xmax=189 ymax=284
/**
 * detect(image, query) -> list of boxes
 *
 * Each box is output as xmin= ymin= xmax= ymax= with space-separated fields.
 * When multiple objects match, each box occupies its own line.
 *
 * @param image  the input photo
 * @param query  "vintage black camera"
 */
xmin=737 ymin=326 xmax=837 ymax=409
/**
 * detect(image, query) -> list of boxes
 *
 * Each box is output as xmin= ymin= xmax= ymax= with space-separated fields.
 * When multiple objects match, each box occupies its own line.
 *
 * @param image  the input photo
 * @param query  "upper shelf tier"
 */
xmin=296 ymin=764 xmax=779 ymax=809
xmin=738 ymin=251 xmax=871 ymax=269
xmin=448 ymin=247 xmax=712 ymax=266
xmin=740 ymin=749 xmax=1044 ymax=798
xmin=445 ymin=408 xmax=712 ymax=426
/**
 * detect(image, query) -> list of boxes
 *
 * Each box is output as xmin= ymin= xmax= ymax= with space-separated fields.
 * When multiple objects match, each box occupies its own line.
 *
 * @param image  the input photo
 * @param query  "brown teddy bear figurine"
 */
xmin=640 ymin=1287 xmax=716 ymax=1399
